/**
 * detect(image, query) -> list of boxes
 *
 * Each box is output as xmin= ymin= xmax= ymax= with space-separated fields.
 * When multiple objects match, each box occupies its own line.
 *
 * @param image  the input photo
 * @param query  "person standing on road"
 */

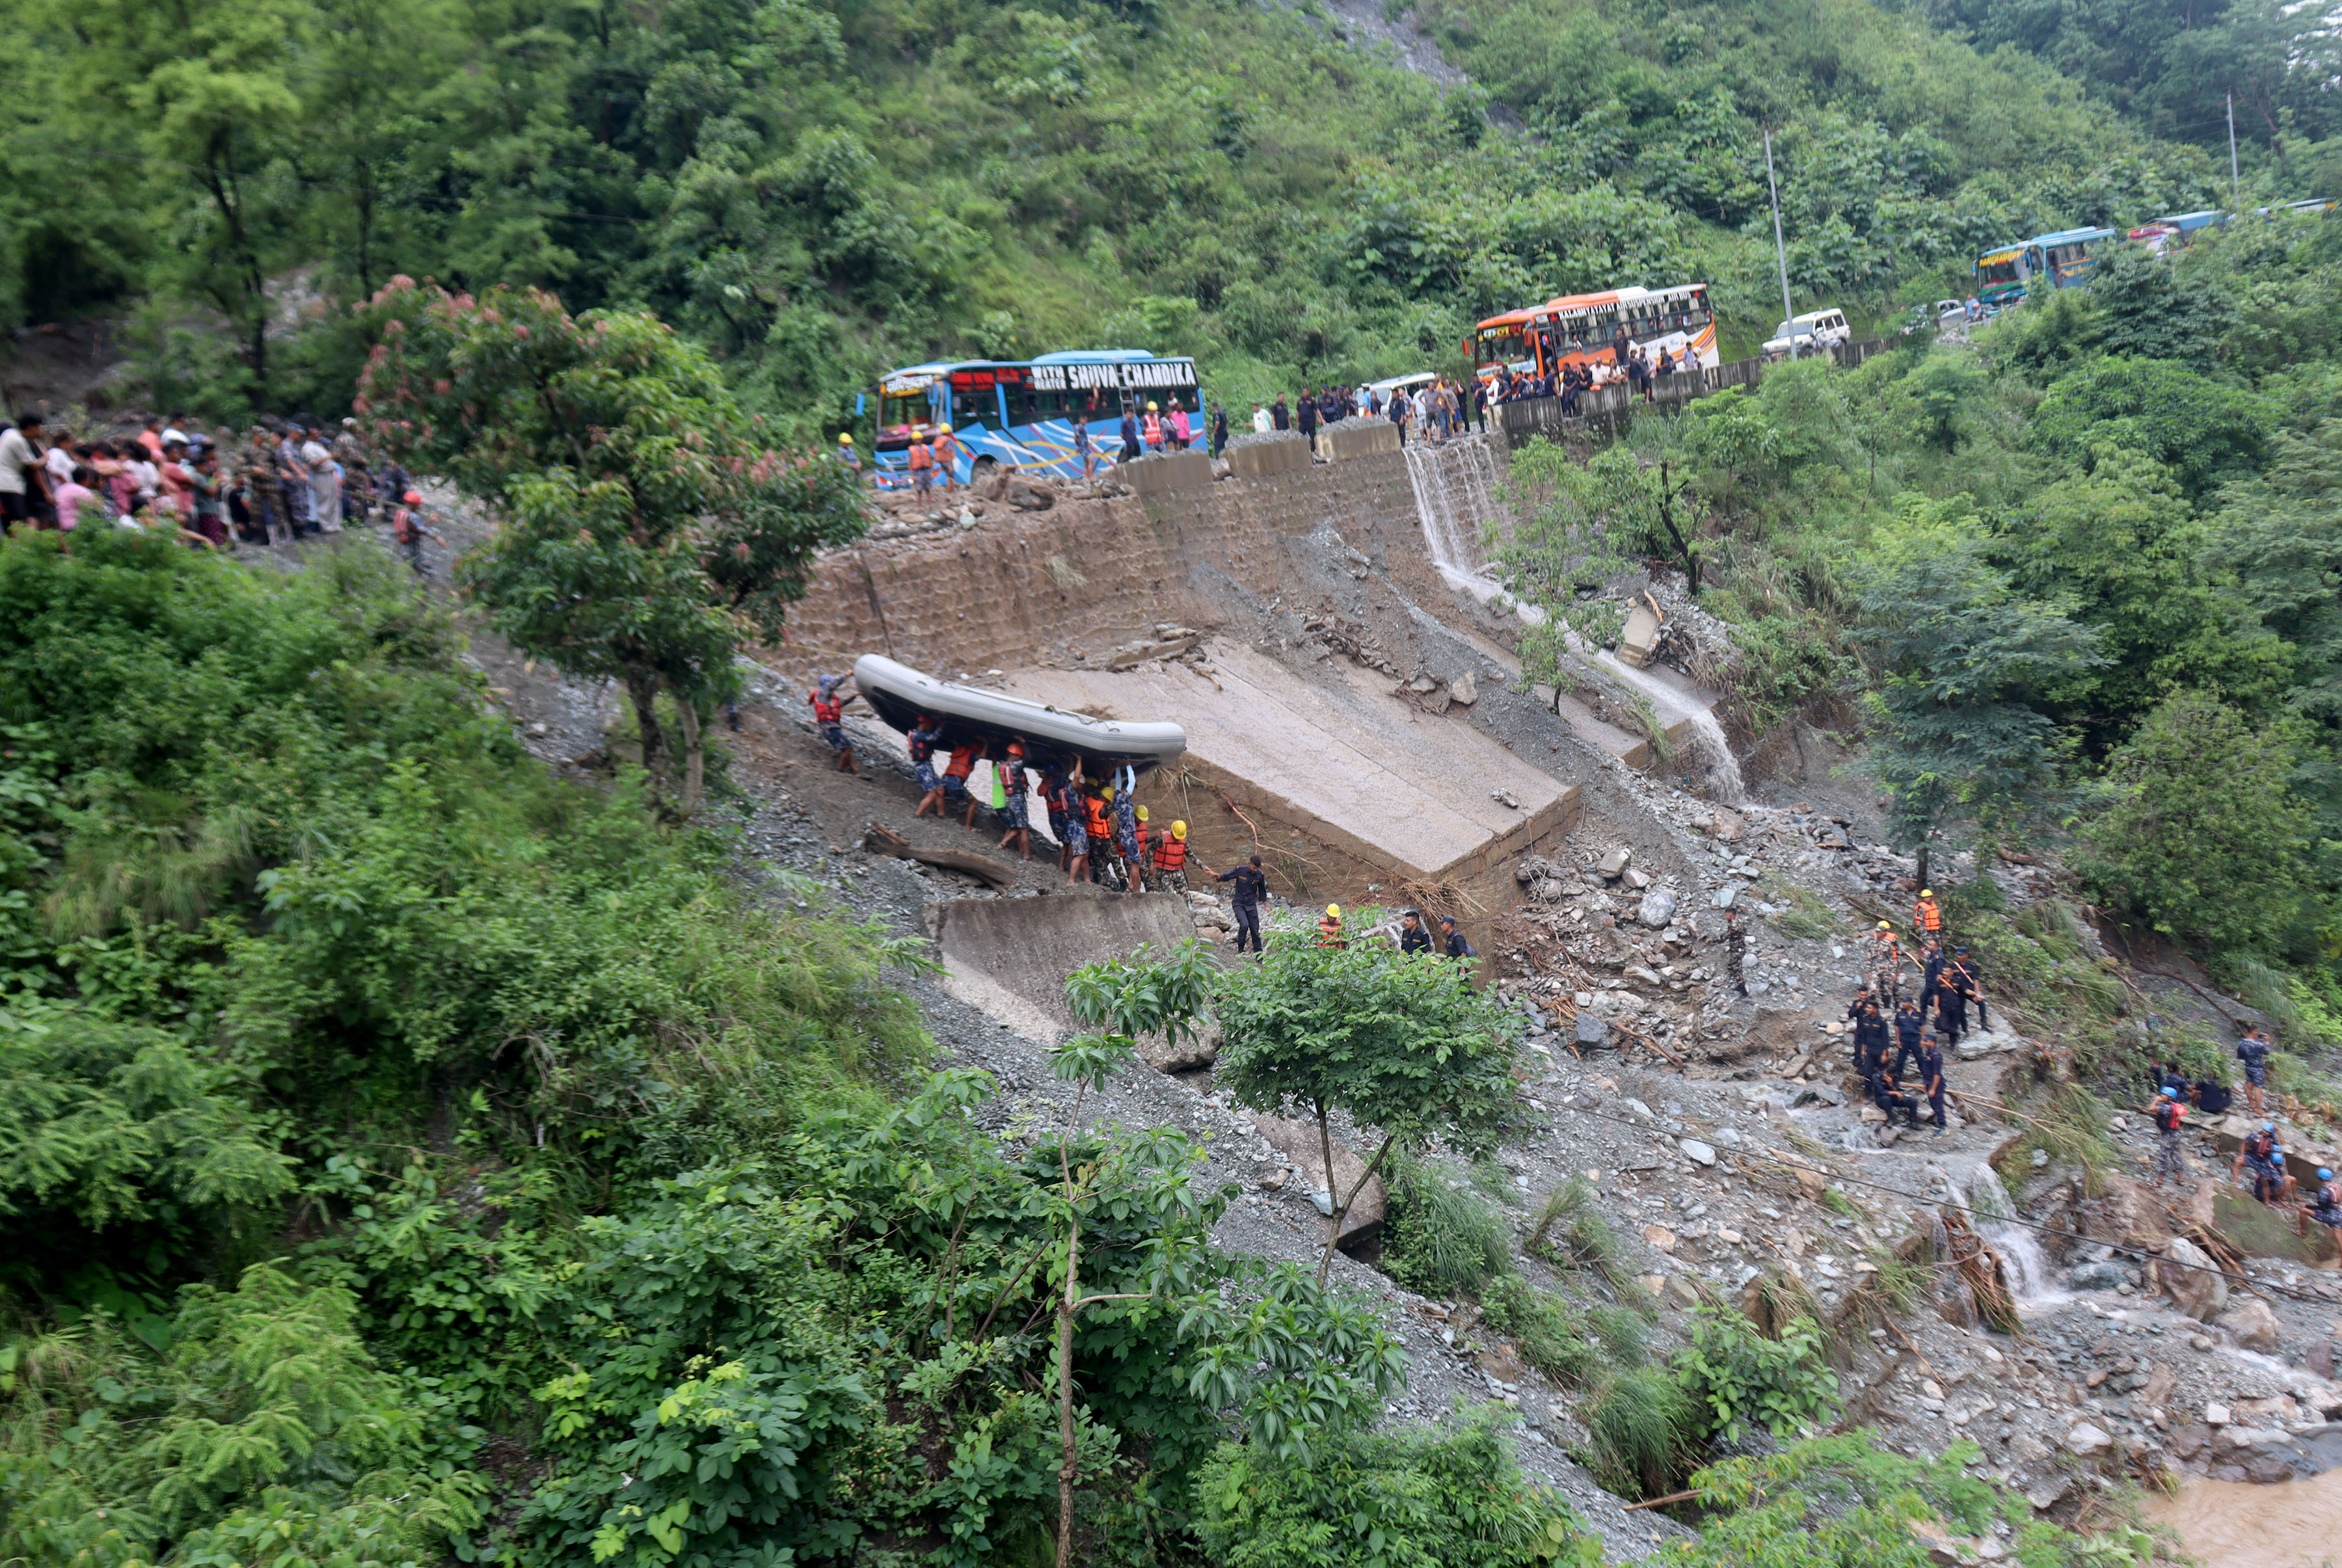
xmin=1399 ymin=909 xmax=1432 ymax=956
xmin=909 ymin=716 xmax=945 ymax=817
xmin=1946 ymin=945 xmax=1987 ymax=1030
xmin=1271 ymin=394 xmax=1290 ymax=431
xmin=2149 ymin=1087 xmax=2188 ymax=1185
xmin=1868 ymin=921 xmax=1903 ymax=1003
xmin=1920 ymin=1034 xmax=1947 ymax=1137
xmin=995 ymin=740 xmax=1033 ymax=859
xmin=1853 ymin=1000 xmax=1890 ymax=1095
xmin=1142 ymin=401 xmax=1163 ymax=453
xmin=0 ymin=412 xmax=48 ymax=528
xmin=1913 ymin=887 xmax=1944 ymax=945
xmin=932 ymin=425 xmax=960 ymax=493
xmin=1119 ymin=405 xmax=1142 ymax=463
xmin=1251 ymin=403 xmax=1272 ymax=434
xmin=1892 ymin=996 xmax=1924 ymax=1081
xmin=1439 ymin=913 xmax=1474 ymax=961
xmin=1168 ymin=398 xmax=1192 ymax=452
xmin=2238 ymin=1025 xmax=2274 ymax=1116
xmin=808 ymin=674 xmax=857 ymax=774
xmin=1149 ymin=820 xmax=1189 ymax=893
xmin=1297 ymin=388 xmax=1319 ymax=453
xmin=1202 ymin=854 xmax=1267 ymax=953
xmin=1210 ymin=402 xmax=1230 ymax=458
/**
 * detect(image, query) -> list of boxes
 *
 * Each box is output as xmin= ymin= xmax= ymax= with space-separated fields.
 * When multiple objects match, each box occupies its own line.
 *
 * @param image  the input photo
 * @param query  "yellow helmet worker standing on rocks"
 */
xmin=1316 ymin=903 xmax=1346 ymax=949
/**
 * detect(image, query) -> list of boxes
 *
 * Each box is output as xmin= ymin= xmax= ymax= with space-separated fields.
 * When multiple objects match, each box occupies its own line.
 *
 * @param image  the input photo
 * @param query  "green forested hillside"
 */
xmin=3 ymin=0 xmax=2306 ymax=426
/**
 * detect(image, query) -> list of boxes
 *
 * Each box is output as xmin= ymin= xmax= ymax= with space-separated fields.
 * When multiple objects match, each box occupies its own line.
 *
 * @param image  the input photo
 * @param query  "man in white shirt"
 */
xmin=0 ymin=414 xmax=46 ymax=526
xmin=44 ymin=434 xmax=75 ymax=496
xmin=1251 ymin=404 xmax=1272 ymax=433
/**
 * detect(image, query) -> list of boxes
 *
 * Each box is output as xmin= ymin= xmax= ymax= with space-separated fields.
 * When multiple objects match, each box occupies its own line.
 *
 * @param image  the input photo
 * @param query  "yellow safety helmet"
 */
xmin=1877 ymin=921 xmax=1892 ymax=930
xmin=837 ymin=431 xmax=853 ymax=444
xmin=1326 ymin=904 xmax=1341 ymax=918
xmin=1147 ymin=400 xmax=1159 ymax=411
xmin=1136 ymin=805 xmax=1149 ymax=821
xmin=1172 ymin=821 xmax=1187 ymax=839
xmin=1920 ymin=887 xmax=1933 ymax=898
xmin=937 ymin=422 xmax=952 ymax=433
xmin=1103 ymin=785 xmax=1114 ymax=801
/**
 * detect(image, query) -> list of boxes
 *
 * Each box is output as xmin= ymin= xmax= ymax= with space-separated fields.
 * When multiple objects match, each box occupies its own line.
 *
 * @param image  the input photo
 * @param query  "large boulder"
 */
xmin=2157 ymin=1236 xmax=2229 ymax=1322
xmin=1252 ymin=1114 xmax=1386 ymax=1259
xmin=2216 ymin=1297 xmax=2284 ymax=1353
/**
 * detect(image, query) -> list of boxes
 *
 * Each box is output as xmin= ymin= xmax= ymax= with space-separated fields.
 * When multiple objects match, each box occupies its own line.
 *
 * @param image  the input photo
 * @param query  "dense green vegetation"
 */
xmin=10 ymin=0 xmax=2328 ymax=428
xmin=1495 ymin=216 xmax=2342 ymax=1047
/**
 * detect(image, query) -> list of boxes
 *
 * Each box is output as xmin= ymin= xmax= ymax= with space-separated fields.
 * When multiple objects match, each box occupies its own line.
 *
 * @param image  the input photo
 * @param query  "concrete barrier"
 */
xmin=1616 ymin=606 xmax=1662 ymax=668
xmin=1118 ymin=450 xmax=1213 ymax=496
xmin=1319 ymin=418 xmax=1399 ymax=463
xmin=1225 ymin=433 xmax=1311 ymax=478
xmin=931 ymin=888 xmax=1202 ymax=1047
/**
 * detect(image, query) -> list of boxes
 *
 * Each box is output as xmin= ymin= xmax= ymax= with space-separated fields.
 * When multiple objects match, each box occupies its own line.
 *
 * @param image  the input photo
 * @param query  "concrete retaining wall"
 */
xmin=781 ymin=447 xmax=1423 ymax=674
xmin=1320 ymin=419 xmax=1400 ymax=462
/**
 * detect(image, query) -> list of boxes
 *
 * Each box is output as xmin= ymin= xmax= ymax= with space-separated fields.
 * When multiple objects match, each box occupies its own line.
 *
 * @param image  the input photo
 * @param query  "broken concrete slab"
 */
xmin=1319 ymin=419 xmax=1401 ymax=463
xmin=1118 ymin=450 xmax=1213 ymax=496
xmin=1005 ymin=645 xmax=1577 ymax=911
xmin=1224 ymin=433 xmax=1311 ymax=479
xmin=1615 ymin=606 xmax=1662 ymax=668
xmin=1252 ymin=1113 xmax=1387 ymax=1258
xmin=931 ymin=889 xmax=1203 ymax=1048
xmin=1596 ymin=848 xmax=1632 ymax=878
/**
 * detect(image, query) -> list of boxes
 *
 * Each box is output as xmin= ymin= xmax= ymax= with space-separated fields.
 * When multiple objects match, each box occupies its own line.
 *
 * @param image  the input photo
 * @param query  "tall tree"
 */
xmin=358 ymin=279 xmax=867 ymax=807
xmin=1213 ymin=923 xmax=1525 ymax=1282
xmin=1850 ymin=503 xmax=2104 ymax=887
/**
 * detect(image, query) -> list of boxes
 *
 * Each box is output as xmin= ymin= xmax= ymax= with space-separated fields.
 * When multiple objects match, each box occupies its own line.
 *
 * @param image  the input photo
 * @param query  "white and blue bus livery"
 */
xmin=870 ymin=350 xmax=1203 ymax=487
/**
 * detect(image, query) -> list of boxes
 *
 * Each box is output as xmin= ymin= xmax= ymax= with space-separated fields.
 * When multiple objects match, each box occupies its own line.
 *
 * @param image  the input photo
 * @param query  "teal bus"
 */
xmin=1972 ymin=226 xmax=2118 ymax=307
xmin=869 ymin=351 xmax=1203 ymax=489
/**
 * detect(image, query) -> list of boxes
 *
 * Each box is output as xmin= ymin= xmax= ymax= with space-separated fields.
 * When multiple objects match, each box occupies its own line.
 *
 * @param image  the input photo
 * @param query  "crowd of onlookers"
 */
xmin=0 ymin=409 xmax=436 ymax=569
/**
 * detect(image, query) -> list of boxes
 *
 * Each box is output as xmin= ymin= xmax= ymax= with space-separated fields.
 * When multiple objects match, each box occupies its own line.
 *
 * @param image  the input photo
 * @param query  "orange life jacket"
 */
xmin=945 ymin=744 xmax=976 ymax=779
xmin=1151 ymin=835 xmax=1187 ymax=871
xmin=810 ymin=692 xmax=842 ymax=725
xmin=1914 ymin=897 xmax=1942 ymax=933
xmin=1083 ymin=796 xmax=1110 ymax=838
xmin=1143 ymin=413 xmax=1163 ymax=445
xmin=908 ymin=442 xmax=934 ymax=470
xmin=1315 ymin=915 xmax=1344 ymax=949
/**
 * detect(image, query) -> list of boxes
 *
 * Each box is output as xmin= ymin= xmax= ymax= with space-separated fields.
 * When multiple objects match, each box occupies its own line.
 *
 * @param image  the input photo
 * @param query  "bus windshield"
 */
xmin=879 ymin=386 xmax=934 ymax=434
xmin=1976 ymin=251 xmax=2026 ymax=286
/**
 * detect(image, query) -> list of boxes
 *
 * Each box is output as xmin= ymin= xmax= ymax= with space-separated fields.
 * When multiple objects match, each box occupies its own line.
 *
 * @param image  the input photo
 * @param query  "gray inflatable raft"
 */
xmin=851 ymin=654 xmax=1187 ymax=774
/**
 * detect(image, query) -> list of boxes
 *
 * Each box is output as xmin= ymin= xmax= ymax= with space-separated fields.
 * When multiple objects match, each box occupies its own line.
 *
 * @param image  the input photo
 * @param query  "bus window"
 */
xmin=1478 ymin=327 xmax=1530 ymax=366
xmin=950 ymin=386 xmax=996 ymax=427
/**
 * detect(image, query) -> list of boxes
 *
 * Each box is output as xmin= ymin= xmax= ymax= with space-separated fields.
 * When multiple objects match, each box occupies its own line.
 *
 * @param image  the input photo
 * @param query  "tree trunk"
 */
xmin=1916 ymin=842 xmax=1930 ymax=898
xmin=623 ymin=668 xmax=667 ymax=800
xmin=1056 ymin=1213 xmax=1079 ymax=1568
xmin=1315 ymin=1129 xmax=1398 ymax=1284
xmin=675 ymin=693 xmax=705 ymax=815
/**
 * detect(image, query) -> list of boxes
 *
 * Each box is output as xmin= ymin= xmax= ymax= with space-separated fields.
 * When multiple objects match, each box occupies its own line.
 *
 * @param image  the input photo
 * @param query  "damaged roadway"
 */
xmin=429 ymin=462 xmax=2342 ymax=1559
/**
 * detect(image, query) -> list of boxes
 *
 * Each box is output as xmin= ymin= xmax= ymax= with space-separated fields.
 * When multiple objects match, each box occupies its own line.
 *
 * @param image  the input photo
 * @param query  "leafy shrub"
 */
xmin=1194 ymin=1407 xmax=1600 ymax=1567
xmin=0 ymin=1262 xmax=486 ymax=1568
xmin=1671 ymin=1307 xmax=1840 ymax=1443
xmin=1662 ymin=1434 xmax=2032 ymax=1568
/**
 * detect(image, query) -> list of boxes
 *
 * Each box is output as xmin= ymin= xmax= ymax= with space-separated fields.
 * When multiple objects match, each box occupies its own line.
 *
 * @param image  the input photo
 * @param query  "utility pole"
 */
xmin=2229 ymin=92 xmax=2241 ymax=212
xmin=1765 ymin=128 xmax=1796 ymax=355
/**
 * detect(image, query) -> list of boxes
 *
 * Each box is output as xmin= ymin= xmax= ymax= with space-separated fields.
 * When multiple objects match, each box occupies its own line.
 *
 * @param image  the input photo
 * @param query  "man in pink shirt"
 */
xmin=137 ymin=418 xmax=166 ymax=461
xmin=51 ymin=466 xmax=94 ymax=530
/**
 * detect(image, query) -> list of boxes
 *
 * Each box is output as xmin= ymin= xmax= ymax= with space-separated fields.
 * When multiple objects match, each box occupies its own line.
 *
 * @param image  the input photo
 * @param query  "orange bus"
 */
xmin=1470 ymin=284 xmax=1719 ymax=383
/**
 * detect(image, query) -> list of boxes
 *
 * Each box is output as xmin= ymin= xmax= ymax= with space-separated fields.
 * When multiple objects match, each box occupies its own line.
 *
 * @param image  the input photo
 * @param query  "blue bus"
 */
xmin=869 ymin=350 xmax=1204 ymax=488
xmin=1972 ymin=226 xmax=2118 ymax=307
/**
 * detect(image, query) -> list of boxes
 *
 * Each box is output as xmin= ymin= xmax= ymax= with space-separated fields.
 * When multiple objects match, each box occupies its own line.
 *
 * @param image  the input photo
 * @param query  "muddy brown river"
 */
xmin=2144 ymin=1470 xmax=2342 ymax=1567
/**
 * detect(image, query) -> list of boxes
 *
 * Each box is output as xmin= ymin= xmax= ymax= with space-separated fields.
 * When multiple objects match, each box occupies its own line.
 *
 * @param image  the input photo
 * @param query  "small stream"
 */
xmin=1954 ymin=1166 xmax=2068 ymax=1308
xmin=2146 ymin=1468 xmax=2342 ymax=1567
xmin=1399 ymin=437 xmax=1747 ymax=803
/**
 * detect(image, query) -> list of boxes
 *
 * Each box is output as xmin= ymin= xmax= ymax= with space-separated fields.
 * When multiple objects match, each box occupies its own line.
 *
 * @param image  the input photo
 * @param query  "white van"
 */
xmin=1762 ymin=308 xmax=1851 ymax=358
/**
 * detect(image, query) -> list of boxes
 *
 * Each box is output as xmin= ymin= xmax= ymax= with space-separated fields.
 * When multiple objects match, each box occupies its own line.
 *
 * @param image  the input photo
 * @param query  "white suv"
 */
xmin=1763 ymin=308 xmax=1851 ymax=358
